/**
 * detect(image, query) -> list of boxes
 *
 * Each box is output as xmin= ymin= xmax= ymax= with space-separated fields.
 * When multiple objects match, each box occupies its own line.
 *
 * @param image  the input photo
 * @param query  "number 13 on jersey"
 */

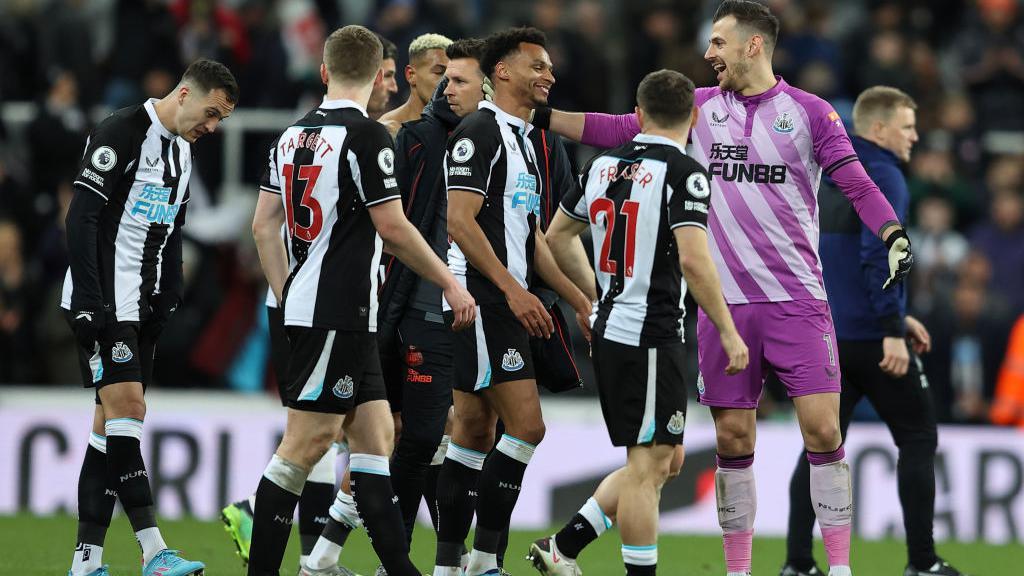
xmin=590 ymin=198 xmax=640 ymax=277
xmin=283 ymin=162 xmax=324 ymax=242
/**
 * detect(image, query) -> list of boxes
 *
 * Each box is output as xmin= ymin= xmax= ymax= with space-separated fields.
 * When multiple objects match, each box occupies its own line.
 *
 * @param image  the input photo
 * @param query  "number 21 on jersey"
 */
xmin=283 ymin=162 xmax=324 ymax=242
xmin=590 ymin=198 xmax=640 ymax=278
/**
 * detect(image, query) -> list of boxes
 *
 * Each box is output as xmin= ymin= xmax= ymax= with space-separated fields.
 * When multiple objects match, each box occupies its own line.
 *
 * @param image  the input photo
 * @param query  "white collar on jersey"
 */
xmin=477 ymin=100 xmax=529 ymax=133
xmin=633 ymin=133 xmax=687 ymax=154
xmin=319 ymin=97 xmax=368 ymax=117
xmin=144 ymin=98 xmax=176 ymax=139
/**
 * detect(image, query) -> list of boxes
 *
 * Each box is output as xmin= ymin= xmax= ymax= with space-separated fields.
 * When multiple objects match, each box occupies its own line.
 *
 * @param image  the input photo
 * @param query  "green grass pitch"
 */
xmin=2 ymin=514 xmax=1020 ymax=575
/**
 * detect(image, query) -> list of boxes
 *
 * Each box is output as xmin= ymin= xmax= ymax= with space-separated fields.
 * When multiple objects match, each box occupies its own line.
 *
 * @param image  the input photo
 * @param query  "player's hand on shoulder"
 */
xmin=444 ymin=282 xmax=476 ymax=332
xmin=506 ymin=284 xmax=553 ymax=339
xmin=720 ymin=329 xmax=749 ymax=375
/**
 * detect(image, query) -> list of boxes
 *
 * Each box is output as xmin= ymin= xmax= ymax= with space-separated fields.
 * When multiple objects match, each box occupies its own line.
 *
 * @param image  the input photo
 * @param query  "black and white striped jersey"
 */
xmin=444 ymin=101 xmax=543 ymax=304
xmin=61 ymin=99 xmax=191 ymax=322
xmin=260 ymin=98 xmax=401 ymax=332
xmin=561 ymin=134 xmax=711 ymax=347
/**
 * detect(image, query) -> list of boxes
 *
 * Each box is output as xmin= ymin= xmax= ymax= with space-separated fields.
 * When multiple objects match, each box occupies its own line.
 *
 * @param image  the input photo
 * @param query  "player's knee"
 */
xmin=508 ymin=421 xmax=545 ymax=446
xmin=716 ymin=425 xmax=754 ymax=456
xmin=298 ymin=429 xmax=336 ymax=469
xmin=802 ymin=421 xmax=841 ymax=452
xmin=896 ymin=428 xmax=937 ymax=455
xmin=104 ymin=397 xmax=147 ymax=421
xmin=667 ymin=446 xmax=686 ymax=480
xmin=394 ymin=429 xmax=441 ymax=465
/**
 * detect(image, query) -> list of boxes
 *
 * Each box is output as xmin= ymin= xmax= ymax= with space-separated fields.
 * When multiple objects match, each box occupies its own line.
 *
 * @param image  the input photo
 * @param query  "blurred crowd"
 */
xmin=1 ymin=0 xmax=1023 ymax=427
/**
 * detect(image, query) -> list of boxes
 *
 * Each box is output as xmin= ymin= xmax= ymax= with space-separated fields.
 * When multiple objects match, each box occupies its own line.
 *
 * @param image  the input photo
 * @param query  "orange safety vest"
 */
xmin=991 ymin=314 xmax=1024 ymax=428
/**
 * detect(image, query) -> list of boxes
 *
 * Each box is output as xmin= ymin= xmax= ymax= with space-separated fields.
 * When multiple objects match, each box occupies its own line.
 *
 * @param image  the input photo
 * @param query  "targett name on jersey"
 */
xmin=707 ymin=142 xmax=788 ymax=184
xmin=277 ymin=130 xmax=336 ymax=159
xmin=130 ymin=183 xmax=181 ymax=224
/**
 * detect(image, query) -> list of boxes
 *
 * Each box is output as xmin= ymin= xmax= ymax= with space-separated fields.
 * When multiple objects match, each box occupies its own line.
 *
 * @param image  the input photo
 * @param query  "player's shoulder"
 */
xmin=695 ymin=86 xmax=723 ymax=107
xmin=669 ymin=150 xmax=708 ymax=175
xmin=781 ymin=83 xmax=836 ymax=122
xmin=93 ymin=103 xmax=149 ymax=138
xmin=452 ymin=108 xmax=500 ymax=138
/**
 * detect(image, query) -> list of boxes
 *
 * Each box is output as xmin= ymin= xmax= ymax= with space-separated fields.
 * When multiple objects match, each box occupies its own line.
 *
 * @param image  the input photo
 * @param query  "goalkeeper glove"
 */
xmin=482 ymin=76 xmax=494 ymax=102
xmin=882 ymin=228 xmax=913 ymax=290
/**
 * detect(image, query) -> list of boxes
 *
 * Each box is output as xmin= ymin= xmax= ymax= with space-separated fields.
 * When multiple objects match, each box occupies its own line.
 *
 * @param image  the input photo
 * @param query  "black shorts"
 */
xmin=267 ymin=305 xmax=290 ymax=406
xmin=284 ymin=326 xmax=387 ymax=414
xmin=65 ymin=310 xmax=158 ymax=402
xmin=381 ymin=310 xmax=453 ymax=413
xmin=450 ymin=303 xmax=535 ymax=393
xmin=592 ymin=334 xmax=688 ymax=447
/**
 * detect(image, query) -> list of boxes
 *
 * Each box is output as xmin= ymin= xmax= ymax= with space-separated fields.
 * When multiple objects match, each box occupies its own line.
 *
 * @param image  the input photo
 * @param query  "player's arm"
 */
xmin=446 ymin=121 xmax=552 ymax=337
xmin=543 ymin=134 xmax=598 ymax=301
xmin=545 ymin=215 xmax=596 ymax=302
xmin=675 ymin=227 xmax=747 ymax=375
xmin=66 ymin=118 xmax=132 ymax=347
xmin=368 ymin=200 xmax=475 ymax=330
xmin=252 ymin=191 xmax=288 ymax=303
xmin=857 ymin=162 xmax=910 ymax=376
xmin=534 ymin=226 xmax=593 ymax=340
xmin=538 ymin=109 xmax=640 ymax=149
xmin=545 ymin=192 xmax=597 ymax=302
xmin=252 ymin=142 xmax=289 ymax=303
xmin=810 ymin=103 xmax=912 ymax=289
xmin=447 ymin=189 xmax=551 ymax=337
xmin=669 ymin=167 xmax=747 ymax=374
xmin=354 ymin=123 xmax=475 ymax=330
xmin=152 ymin=202 xmax=188 ymax=326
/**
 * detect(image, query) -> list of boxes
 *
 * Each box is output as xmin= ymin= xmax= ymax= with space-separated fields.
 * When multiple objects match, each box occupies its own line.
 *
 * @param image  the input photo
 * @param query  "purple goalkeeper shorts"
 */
xmin=696 ymin=299 xmax=841 ymax=409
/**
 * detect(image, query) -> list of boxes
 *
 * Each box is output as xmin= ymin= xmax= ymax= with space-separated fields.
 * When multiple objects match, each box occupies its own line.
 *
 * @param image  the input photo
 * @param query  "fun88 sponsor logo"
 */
xmin=130 ymin=184 xmax=180 ymax=224
xmin=510 ymin=173 xmax=540 ymax=216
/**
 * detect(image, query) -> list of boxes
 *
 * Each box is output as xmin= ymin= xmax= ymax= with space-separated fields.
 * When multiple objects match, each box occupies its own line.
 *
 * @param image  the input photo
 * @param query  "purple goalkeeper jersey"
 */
xmin=581 ymin=76 xmax=899 ymax=304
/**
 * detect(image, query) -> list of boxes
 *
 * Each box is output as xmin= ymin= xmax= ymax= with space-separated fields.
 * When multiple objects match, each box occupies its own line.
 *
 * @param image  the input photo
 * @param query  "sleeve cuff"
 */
xmin=558 ymin=203 xmax=588 ymax=222
xmin=879 ymin=314 xmax=905 ymax=337
xmin=73 ymin=181 xmax=109 ymax=201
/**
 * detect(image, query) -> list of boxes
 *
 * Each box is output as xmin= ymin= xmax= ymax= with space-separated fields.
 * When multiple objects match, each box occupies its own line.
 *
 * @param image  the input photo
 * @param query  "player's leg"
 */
xmin=66 ymin=312 xmax=118 ymax=576
xmin=249 ymin=407 xmax=340 ymax=576
xmin=435 ymin=390 xmax=495 ymax=575
xmin=250 ymin=326 xmax=356 ymax=576
xmin=390 ymin=315 xmax=453 ymax=542
xmin=342 ymin=397 xmax=421 ymax=576
xmin=435 ymin=304 xmax=504 ymax=575
xmin=698 ymin=304 xmax=764 ymax=576
xmin=70 ymin=403 xmax=117 ymax=576
xmin=711 ymin=407 xmax=758 ymax=576
xmin=303 ymin=438 xmax=361 ymax=576
xmin=95 ymin=320 xmax=202 ymax=576
xmin=425 ymin=406 xmax=455 ymax=531
xmin=858 ymin=349 xmax=961 ymax=574
xmin=783 ymin=365 xmax=863 ymax=576
xmin=467 ymin=378 xmax=543 ymax=574
xmin=618 ymin=443 xmax=677 ymax=575
xmin=768 ymin=300 xmax=851 ymax=576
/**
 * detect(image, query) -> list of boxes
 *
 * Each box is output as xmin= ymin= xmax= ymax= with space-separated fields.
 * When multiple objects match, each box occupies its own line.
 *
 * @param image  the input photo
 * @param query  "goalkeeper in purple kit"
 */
xmin=531 ymin=2 xmax=913 ymax=575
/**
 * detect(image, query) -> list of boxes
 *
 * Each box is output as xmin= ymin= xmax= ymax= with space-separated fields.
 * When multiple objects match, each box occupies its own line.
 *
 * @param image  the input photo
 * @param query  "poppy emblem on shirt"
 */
xmin=773 ymin=112 xmax=795 ymax=134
